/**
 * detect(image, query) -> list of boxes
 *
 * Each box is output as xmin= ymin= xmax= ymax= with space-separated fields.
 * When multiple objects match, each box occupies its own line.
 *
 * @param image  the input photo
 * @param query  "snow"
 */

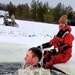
xmin=0 ymin=17 xmax=75 ymax=62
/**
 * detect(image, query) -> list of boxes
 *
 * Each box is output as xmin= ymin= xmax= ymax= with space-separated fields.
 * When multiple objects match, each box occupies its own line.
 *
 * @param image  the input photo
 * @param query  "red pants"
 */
xmin=51 ymin=53 xmax=71 ymax=65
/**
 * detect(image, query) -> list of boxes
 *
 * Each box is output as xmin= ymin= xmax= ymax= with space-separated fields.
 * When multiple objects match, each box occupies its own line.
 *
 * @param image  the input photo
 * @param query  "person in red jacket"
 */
xmin=37 ymin=15 xmax=74 ymax=68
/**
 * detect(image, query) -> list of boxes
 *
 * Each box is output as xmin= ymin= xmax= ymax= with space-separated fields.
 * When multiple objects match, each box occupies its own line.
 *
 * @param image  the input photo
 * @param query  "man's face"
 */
xmin=59 ymin=23 xmax=65 ymax=30
xmin=25 ymin=50 xmax=33 ymax=65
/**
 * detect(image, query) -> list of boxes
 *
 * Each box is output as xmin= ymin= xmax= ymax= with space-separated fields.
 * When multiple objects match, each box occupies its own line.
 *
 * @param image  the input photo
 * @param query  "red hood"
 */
xmin=63 ymin=25 xmax=72 ymax=32
xmin=63 ymin=25 xmax=74 ymax=41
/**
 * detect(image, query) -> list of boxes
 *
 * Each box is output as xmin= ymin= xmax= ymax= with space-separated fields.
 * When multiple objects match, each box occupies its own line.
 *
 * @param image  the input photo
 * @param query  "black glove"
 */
xmin=43 ymin=56 xmax=51 ymax=65
xmin=50 ymin=49 xmax=58 ymax=55
xmin=37 ymin=46 xmax=41 ymax=49
xmin=43 ymin=50 xmax=51 ymax=66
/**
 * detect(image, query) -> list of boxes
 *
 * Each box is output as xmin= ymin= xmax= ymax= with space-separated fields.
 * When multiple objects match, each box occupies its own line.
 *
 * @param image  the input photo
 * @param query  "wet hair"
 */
xmin=28 ymin=47 xmax=42 ymax=61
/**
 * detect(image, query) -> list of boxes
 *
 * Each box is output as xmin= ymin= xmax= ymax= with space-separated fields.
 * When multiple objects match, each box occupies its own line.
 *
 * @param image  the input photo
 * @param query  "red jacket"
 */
xmin=49 ymin=26 xmax=74 ymax=52
xmin=48 ymin=25 xmax=74 ymax=63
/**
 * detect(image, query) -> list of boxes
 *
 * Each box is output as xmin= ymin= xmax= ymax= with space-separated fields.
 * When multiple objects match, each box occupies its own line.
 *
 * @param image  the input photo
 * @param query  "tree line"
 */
xmin=0 ymin=0 xmax=75 ymax=24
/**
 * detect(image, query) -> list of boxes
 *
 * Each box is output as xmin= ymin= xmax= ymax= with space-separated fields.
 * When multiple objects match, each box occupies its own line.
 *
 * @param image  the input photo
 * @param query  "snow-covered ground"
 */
xmin=0 ymin=17 xmax=75 ymax=62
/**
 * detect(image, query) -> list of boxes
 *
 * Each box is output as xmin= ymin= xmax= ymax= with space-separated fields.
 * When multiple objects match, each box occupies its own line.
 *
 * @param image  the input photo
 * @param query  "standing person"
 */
xmin=11 ymin=14 xmax=19 ymax=27
xmin=37 ymin=15 xmax=74 ymax=68
xmin=15 ymin=47 xmax=51 ymax=75
xmin=11 ymin=14 xmax=16 ymax=26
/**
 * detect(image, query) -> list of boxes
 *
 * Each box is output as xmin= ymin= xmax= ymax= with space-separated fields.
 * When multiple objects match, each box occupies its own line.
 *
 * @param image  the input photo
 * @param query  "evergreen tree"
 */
xmin=30 ymin=0 xmax=39 ymax=21
xmin=7 ymin=2 xmax=16 ymax=16
xmin=44 ymin=9 xmax=54 ymax=23
xmin=53 ymin=3 xmax=66 ymax=23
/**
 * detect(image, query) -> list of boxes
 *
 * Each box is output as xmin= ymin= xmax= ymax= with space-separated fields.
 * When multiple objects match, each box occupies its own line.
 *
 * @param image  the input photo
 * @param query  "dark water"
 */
xmin=0 ymin=62 xmax=68 ymax=75
xmin=0 ymin=62 xmax=22 ymax=75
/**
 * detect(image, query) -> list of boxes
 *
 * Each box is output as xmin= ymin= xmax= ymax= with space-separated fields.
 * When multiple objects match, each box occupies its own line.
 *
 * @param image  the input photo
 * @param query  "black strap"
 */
xmin=50 ymin=66 xmax=68 ymax=75
xmin=62 ymin=45 xmax=72 ymax=51
xmin=57 ymin=29 xmax=70 ymax=38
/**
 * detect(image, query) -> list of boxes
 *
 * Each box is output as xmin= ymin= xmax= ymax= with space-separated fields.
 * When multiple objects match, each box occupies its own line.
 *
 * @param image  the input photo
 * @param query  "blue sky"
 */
xmin=0 ymin=0 xmax=75 ymax=11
